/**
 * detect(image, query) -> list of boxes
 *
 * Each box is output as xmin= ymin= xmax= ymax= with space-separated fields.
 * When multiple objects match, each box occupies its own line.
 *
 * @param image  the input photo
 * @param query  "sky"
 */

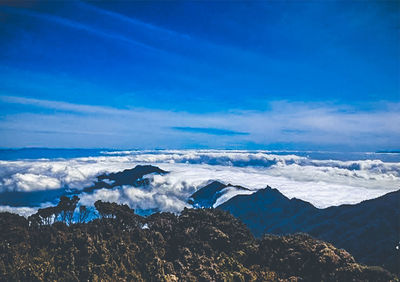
xmin=0 ymin=0 xmax=399 ymax=150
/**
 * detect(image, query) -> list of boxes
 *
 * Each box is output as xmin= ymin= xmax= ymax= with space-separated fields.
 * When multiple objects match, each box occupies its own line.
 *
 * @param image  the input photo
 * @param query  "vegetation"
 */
xmin=218 ymin=186 xmax=400 ymax=274
xmin=0 ymin=196 xmax=397 ymax=281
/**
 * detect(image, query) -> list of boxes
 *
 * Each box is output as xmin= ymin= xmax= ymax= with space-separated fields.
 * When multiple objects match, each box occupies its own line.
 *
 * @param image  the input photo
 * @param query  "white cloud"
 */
xmin=78 ymin=183 xmax=190 ymax=213
xmin=213 ymin=186 xmax=255 ymax=208
xmin=0 ymin=96 xmax=399 ymax=149
xmin=0 ymin=201 xmax=55 ymax=217
xmin=7 ymin=173 xmax=61 ymax=192
xmin=0 ymin=205 xmax=38 ymax=217
xmin=0 ymin=150 xmax=398 ymax=217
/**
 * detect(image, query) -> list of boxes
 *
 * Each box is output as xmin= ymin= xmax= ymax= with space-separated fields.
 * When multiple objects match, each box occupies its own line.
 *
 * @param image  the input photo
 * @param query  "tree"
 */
xmin=28 ymin=196 xmax=80 ymax=227
xmin=94 ymin=200 xmax=141 ymax=229
xmin=56 ymin=195 xmax=80 ymax=225
xmin=78 ymin=205 xmax=91 ymax=223
xmin=94 ymin=200 xmax=115 ymax=219
xmin=37 ymin=206 xmax=57 ymax=225
xmin=28 ymin=213 xmax=41 ymax=227
xmin=28 ymin=206 xmax=59 ymax=227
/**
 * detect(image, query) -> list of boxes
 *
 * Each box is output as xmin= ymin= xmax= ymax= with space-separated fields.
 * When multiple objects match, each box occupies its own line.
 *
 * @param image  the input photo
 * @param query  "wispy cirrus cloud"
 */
xmin=1 ymin=1 xmax=398 ymax=125
xmin=172 ymin=127 xmax=249 ymax=136
xmin=0 ymin=95 xmax=399 ymax=150
xmin=0 ymin=95 xmax=126 ymax=115
xmin=77 ymin=1 xmax=191 ymax=40
xmin=1 ymin=6 xmax=162 ymax=53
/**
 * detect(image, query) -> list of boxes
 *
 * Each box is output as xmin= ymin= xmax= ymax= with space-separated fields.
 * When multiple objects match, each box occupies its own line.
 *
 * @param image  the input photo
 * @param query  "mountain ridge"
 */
xmin=215 ymin=186 xmax=400 ymax=273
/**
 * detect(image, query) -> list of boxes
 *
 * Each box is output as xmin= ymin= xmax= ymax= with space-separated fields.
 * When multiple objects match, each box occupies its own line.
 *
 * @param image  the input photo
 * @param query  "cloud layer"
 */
xmin=0 ymin=150 xmax=398 ymax=217
xmin=1 ymin=96 xmax=399 ymax=150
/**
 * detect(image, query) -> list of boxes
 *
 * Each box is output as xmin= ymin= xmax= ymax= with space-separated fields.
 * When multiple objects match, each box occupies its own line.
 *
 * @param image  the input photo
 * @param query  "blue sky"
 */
xmin=0 ymin=1 xmax=399 ymax=150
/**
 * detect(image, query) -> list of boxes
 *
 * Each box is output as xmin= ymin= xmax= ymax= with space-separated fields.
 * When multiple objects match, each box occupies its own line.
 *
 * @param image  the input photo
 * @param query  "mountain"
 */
xmin=0 ymin=206 xmax=396 ymax=281
xmin=188 ymin=180 xmax=250 ymax=208
xmin=217 ymin=187 xmax=400 ymax=274
xmin=84 ymin=165 xmax=168 ymax=193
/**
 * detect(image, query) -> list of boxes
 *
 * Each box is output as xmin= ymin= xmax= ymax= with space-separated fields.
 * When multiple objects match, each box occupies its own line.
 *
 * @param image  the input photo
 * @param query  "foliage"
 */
xmin=0 ymin=198 xmax=397 ymax=281
xmin=28 ymin=195 xmax=80 ymax=227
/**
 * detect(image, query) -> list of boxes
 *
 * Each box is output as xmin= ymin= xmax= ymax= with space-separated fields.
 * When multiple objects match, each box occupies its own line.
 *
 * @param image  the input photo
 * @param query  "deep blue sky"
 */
xmin=0 ymin=1 xmax=399 ymax=150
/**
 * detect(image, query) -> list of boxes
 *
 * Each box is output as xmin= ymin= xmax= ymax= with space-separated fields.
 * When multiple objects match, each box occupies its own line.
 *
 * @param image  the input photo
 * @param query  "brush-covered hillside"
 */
xmin=0 ymin=197 xmax=397 ymax=281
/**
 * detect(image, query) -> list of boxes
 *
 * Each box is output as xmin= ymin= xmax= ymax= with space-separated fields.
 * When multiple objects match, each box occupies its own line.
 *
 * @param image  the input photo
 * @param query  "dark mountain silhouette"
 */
xmin=0 ymin=199 xmax=397 ymax=281
xmin=188 ymin=180 xmax=250 ymax=208
xmin=84 ymin=165 xmax=167 ymax=193
xmin=216 ymin=187 xmax=400 ymax=274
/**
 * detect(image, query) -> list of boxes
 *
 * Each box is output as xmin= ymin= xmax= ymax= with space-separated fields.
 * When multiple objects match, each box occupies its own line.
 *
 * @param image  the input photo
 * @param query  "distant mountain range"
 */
xmin=189 ymin=180 xmax=399 ymax=273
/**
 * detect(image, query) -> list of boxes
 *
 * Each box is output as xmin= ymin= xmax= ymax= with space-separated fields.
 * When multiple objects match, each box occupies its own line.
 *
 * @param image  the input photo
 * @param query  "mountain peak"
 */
xmin=84 ymin=165 xmax=168 ymax=193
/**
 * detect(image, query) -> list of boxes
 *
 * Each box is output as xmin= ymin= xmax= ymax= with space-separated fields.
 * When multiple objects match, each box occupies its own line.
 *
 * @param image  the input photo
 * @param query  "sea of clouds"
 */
xmin=0 ymin=150 xmax=399 ymax=216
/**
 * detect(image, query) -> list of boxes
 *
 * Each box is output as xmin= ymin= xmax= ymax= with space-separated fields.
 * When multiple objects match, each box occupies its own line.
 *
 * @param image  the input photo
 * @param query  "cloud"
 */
xmin=0 ymin=200 xmax=54 ymax=217
xmin=78 ymin=1 xmax=191 ymax=40
xmin=213 ymin=186 xmax=255 ymax=207
xmin=0 ymin=150 xmax=398 ymax=218
xmin=1 ymin=95 xmax=399 ymax=149
xmin=0 ymin=205 xmax=38 ymax=217
xmin=1 ymin=6 xmax=161 ymax=53
xmin=79 ymin=184 xmax=189 ymax=214
xmin=172 ymin=127 xmax=249 ymax=136
xmin=0 ymin=95 xmax=128 ymax=115
xmin=6 ymin=173 xmax=61 ymax=192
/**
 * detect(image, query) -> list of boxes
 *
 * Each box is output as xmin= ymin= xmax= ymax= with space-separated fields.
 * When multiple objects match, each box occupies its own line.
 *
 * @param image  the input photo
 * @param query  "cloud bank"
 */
xmin=0 ymin=150 xmax=398 ymax=217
